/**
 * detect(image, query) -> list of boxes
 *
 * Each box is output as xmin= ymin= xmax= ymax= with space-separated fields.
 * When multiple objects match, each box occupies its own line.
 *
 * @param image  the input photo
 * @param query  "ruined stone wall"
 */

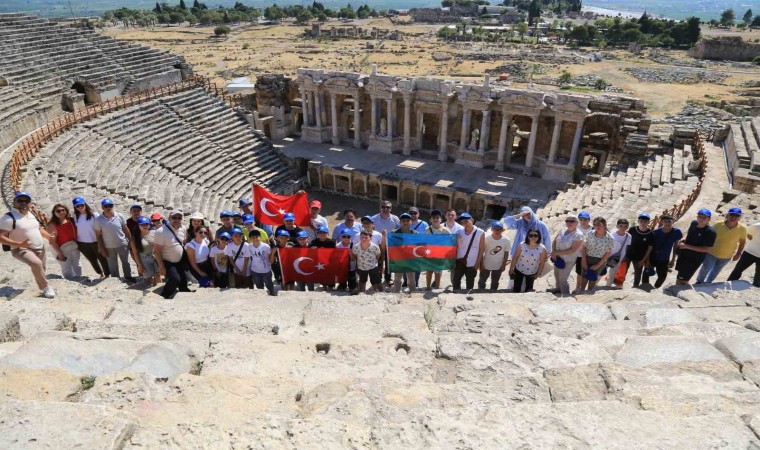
xmin=689 ymin=37 xmax=760 ymax=62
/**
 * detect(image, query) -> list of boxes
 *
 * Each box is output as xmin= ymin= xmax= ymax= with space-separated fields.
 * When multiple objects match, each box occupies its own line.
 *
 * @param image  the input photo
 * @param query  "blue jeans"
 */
xmin=696 ymin=253 xmax=731 ymax=283
xmin=252 ymin=271 xmax=275 ymax=295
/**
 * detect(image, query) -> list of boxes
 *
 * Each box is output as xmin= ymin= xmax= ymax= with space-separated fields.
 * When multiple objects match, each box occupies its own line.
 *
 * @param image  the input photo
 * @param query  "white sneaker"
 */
xmin=42 ymin=286 xmax=56 ymax=299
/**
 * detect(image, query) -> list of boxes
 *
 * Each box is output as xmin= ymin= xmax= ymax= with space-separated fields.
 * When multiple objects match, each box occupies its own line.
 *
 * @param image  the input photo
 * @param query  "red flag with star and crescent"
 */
xmin=278 ymin=247 xmax=350 ymax=284
xmin=253 ymin=184 xmax=310 ymax=226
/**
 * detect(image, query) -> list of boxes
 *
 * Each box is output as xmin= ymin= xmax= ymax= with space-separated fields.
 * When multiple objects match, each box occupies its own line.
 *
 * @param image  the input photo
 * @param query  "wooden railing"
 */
xmin=8 ymin=74 xmax=243 ymax=193
xmin=651 ymin=133 xmax=708 ymax=228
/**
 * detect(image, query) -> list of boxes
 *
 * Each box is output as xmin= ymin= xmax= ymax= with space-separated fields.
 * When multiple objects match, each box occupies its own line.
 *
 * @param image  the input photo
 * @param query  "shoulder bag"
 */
xmin=455 ymin=229 xmax=477 ymax=270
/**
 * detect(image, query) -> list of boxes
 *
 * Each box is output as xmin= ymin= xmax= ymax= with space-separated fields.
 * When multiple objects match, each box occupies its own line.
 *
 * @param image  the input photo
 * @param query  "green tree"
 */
xmin=593 ymin=77 xmax=608 ymax=90
xmin=720 ymin=9 xmax=735 ymax=27
xmin=685 ymin=16 xmax=701 ymax=45
xmin=743 ymin=9 xmax=753 ymax=25
xmin=438 ymin=26 xmax=456 ymax=40
xmin=264 ymin=4 xmax=285 ymax=21
xmin=154 ymin=2 xmax=162 ymax=13
xmin=179 ymin=0 xmax=187 ymax=10
xmin=638 ymin=12 xmax=650 ymax=34
xmin=558 ymin=69 xmax=572 ymax=85
xmin=752 ymin=15 xmax=760 ymax=28
xmin=296 ymin=9 xmax=313 ymax=24
xmin=169 ymin=11 xmax=185 ymax=24
xmin=214 ymin=24 xmax=231 ymax=35
xmin=527 ymin=0 xmax=540 ymax=25
xmin=317 ymin=12 xmax=328 ymax=22
xmin=516 ymin=21 xmax=528 ymax=41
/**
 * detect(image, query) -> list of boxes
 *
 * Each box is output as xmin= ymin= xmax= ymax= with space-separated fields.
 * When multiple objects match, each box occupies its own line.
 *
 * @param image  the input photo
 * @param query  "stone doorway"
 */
xmin=484 ymin=204 xmax=507 ymax=221
xmin=382 ymin=184 xmax=398 ymax=203
xmin=433 ymin=194 xmax=449 ymax=212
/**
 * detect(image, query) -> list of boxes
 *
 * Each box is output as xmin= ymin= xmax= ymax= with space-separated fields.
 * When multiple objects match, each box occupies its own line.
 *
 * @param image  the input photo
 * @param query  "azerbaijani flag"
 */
xmin=387 ymin=233 xmax=458 ymax=272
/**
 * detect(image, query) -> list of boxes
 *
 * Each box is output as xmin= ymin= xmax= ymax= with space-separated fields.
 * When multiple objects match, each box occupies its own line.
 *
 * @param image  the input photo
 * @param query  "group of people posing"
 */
xmin=1 ymin=191 xmax=758 ymax=299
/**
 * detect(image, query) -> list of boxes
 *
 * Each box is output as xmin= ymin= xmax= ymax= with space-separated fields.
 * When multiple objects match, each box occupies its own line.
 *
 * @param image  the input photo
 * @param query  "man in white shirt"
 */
xmin=154 ymin=210 xmax=189 ymax=299
xmin=303 ymin=200 xmax=329 ymax=240
xmin=0 ymin=192 xmax=55 ymax=298
xmin=352 ymin=216 xmax=383 ymax=246
xmin=728 ymin=220 xmax=760 ymax=287
xmin=478 ymin=221 xmax=510 ymax=291
xmin=445 ymin=208 xmax=464 ymax=235
xmin=453 ymin=213 xmax=485 ymax=291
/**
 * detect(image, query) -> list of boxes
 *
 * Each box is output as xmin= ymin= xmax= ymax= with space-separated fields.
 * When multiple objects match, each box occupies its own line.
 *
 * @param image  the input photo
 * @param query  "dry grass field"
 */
xmin=104 ymin=18 xmax=760 ymax=118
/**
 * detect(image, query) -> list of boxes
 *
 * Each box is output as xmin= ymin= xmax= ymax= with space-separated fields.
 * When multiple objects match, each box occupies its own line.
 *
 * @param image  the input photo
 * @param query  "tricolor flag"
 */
xmin=279 ymin=247 xmax=350 ymax=284
xmin=386 ymin=233 xmax=458 ymax=272
xmin=253 ymin=184 xmax=310 ymax=226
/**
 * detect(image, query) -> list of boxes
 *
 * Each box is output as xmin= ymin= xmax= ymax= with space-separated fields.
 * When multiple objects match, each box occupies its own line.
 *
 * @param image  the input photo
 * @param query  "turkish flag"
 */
xmin=279 ymin=247 xmax=350 ymax=284
xmin=253 ymin=184 xmax=310 ymax=226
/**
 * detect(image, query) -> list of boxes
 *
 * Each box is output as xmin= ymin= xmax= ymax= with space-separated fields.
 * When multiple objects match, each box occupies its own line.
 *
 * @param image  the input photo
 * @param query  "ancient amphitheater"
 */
xmin=1 ymin=12 xmax=760 ymax=449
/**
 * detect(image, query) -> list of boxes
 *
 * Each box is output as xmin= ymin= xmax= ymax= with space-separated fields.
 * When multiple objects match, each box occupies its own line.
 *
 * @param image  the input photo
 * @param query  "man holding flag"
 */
xmin=387 ymin=213 xmax=458 ymax=293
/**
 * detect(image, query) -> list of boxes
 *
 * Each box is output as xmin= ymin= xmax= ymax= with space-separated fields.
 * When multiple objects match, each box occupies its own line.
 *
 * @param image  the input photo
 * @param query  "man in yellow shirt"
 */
xmin=696 ymin=207 xmax=746 ymax=284
xmin=241 ymin=214 xmax=269 ymax=244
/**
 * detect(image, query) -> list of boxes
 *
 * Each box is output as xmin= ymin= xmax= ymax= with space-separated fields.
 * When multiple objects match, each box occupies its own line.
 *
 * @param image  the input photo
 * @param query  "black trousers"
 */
xmin=652 ymin=260 xmax=670 ymax=288
xmin=512 ymin=269 xmax=536 ymax=293
xmin=338 ymin=269 xmax=358 ymax=290
xmin=78 ymin=241 xmax=110 ymax=276
xmin=629 ymin=259 xmax=649 ymax=286
xmin=161 ymin=260 xmax=190 ymax=299
xmin=728 ymin=252 xmax=760 ymax=287
xmin=452 ymin=266 xmax=477 ymax=291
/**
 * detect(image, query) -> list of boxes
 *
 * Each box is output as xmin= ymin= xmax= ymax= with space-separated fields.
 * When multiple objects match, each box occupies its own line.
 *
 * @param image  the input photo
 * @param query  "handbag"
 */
xmin=59 ymin=240 xmax=78 ymax=254
xmin=455 ymin=230 xmax=477 ymax=270
xmin=164 ymin=222 xmax=189 ymax=267
xmin=606 ymin=234 xmax=630 ymax=268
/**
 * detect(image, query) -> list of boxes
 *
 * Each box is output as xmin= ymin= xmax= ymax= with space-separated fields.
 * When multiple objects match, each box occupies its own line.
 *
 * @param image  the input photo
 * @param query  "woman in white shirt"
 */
xmin=72 ymin=197 xmax=109 ymax=278
xmin=185 ymin=225 xmax=212 ymax=287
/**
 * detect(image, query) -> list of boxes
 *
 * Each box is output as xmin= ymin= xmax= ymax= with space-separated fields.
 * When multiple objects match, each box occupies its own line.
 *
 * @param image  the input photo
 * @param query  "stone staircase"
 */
xmin=537 ymin=149 xmax=699 ymax=227
xmin=21 ymin=88 xmax=299 ymax=221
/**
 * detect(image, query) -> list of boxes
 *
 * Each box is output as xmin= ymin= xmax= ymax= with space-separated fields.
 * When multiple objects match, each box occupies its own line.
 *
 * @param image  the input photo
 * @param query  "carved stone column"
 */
xmin=506 ymin=123 xmax=517 ymax=166
xmin=386 ymin=98 xmax=394 ymax=138
xmin=314 ymin=91 xmax=322 ymax=129
xmin=330 ymin=93 xmax=339 ymax=145
xmin=547 ymin=117 xmax=563 ymax=164
xmin=416 ymin=110 xmax=424 ymax=149
xmin=301 ymin=89 xmax=309 ymax=128
xmin=568 ymin=119 xmax=584 ymax=167
xmin=320 ymin=91 xmax=328 ymax=126
xmin=459 ymin=108 xmax=471 ymax=152
xmin=370 ymin=96 xmax=377 ymax=136
xmin=496 ymin=112 xmax=511 ymax=171
xmin=478 ymin=109 xmax=491 ymax=155
xmin=523 ymin=114 xmax=540 ymax=175
xmin=403 ymin=96 xmax=411 ymax=155
xmin=353 ymin=96 xmax=361 ymax=148
xmin=438 ymin=101 xmax=449 ymax=162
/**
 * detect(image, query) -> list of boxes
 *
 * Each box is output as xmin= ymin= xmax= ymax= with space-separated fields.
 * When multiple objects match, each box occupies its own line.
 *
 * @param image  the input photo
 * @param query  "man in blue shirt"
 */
xmin=649 ymin=214 xmax=683 ymax=288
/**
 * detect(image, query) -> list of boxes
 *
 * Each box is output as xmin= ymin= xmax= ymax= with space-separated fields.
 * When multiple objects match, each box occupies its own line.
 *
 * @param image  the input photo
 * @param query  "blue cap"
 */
xmin=232 ymin=212 xmax=242 ymax=218
xmin=284 ymin=212 xmax=296 ymax=221
xmin=584 ymin=268 xmax=598 ymax=282
xmin=361 ymin=215 xmax=374 ymax=223
xmin=697 ymin=208 xmax=712 ymax=218
xmin=458 ymin=212 xmax=473 ymax=221
xmin=232 ymin=227 xmax=244 ymax=235
xmin=399 ymin=213 xmax=412 ymax=220
xmin=728 ymin=207 xmax=743 ymax=216
xmin=239 ymin=198 xmax=252 ymax=206
xmin=316 ymin=225 xmax=329 ymax=233
xmin=296 ymin=230 xmax=309 ymax=239
xmin=220 ymin=210 xmax=233 ymax=218
xmin=72 ymin=196 xmax=86 ymax=206
xmin=219 ymin=232 xmax=231 ymax=240
xmin=130 ymin=204 xmax=142 ymax=210
xmin=554 ymin=256 xmax=566 ymax=269
xmin=340 ymin=229 xmax=354 ymax=236
xmin=491 ymin=220 xmax=504 ymax=229
xmin=578 ymin=211 xmax=591 ymax=220
xmin=101 ymin=198 xmax=114 ymax=206
xmin=276 ymin=229 xmax=290 ymax=237
xmin=137 ymin=217 xmax=151 ymax=225
xmin=13 ymin=191 xmax=31 ymax=200
xmin=243 ymin=214 xmax=255 ymax=224
xmin=638 ymin=212 xmax=651 ymax=220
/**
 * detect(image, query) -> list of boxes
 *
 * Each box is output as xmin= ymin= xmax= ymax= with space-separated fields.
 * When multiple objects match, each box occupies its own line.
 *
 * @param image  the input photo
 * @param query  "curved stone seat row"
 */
xmin=22 ymin=88 xmax=297 ymax=221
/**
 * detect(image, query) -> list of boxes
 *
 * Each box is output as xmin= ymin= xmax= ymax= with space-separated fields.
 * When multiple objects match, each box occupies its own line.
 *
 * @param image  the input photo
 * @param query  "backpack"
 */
xmin=1 ymin=213 xmax=15 ymax=251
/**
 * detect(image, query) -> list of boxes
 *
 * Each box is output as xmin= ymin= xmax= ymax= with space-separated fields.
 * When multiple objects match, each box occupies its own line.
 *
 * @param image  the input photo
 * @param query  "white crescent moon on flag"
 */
xmin=294 ymin=257 xmax=315 ymax=275
xmin=260 ymin=198 xmax=279 ymax=217
xmin=412 ymin=246 xmax=426 ymax=258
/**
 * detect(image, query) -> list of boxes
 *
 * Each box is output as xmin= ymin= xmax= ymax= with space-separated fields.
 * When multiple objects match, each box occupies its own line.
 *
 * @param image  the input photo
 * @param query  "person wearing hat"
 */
xmin=389 ymin=213 xmax=420 ymax=293
xmin=224 ymin=227 xmax=251 ymax=289
xmin=675 ymin=209 xmax=717 ymax=285
xmin=249 ymin=229 xmax=276 ymax=296
xmin=408 ymin=207 xmax=429 ymax=233
xmin=149 ymin=212 xmax=164 ymax=230
xmin=478 ymin=221 xmax=510 ymax=291
xmin=373 ymin=201 xmax=401 ymax=286
xmin=303 ymin=200 xmax=329 ymax=241
xmin=184 ymin=211 xmax=207 ymax=245
xmin=239 ymin=198 xmax=274 ymax=237
xmin=579 ymin=217 xmax=614 ymax=293
xmin=275 ymin=212 xmax=305 ymax=245
xmin=648 ymin=215 xmax=682 ymax=288
xmin=125 ymin=204 xmax=143 ymax=241
xmin=94 ymin=199 xmax=136 ymax=282
xmin=605 ymin=218 xmax=632 ymax=289
xmin=210 ymin=231 xmax=231 ymax=289
xmin=310 ymin=225 xmax=336 ymax=248
xmin=453 ymin=212 xmax=485 ymax=292
xmin=331 ymin=208 xmax=362 ymax=241
xmin=155 ymin=209 xmax=190 ymax=298
xmin=550 ymin=214 xmax=585 ymax=295
xmin=336 ymin=229 xmax=359 ymax=294
xmin=242 ymin=214 xmax=269 ymax=244
xmin=294 ymin=230 xmax=316 ymax=292
xmin=697 ymin=207 xmax=746 ymax=284
xmin=626 ymin=212 xmax=655 ymax=288
xmin=130 ymin=216 xmax=160 ymax=286
xmin=0 ymin=192 xmax=56 ymax=298
xmin=728 ymin=216 xmax=760 ymax=287
xmin=353 ymin=215 xmax=383 ymax=246
xmin=239 ymin=198 xmax=253 ymax=216
xmin=424 ymin=210 xmax=451 ymax=290
xmin=502 ymin=206 xmax=552 ymax=256
xmin=272 ymin=229 xmax=295 ymax=290
xmin=70 ymin=197 xmax=109 ymax=278
xmin=509 ymin=225 xmax=547 ymax=293
xmin=215 ymin=211 xmax=235 ymax=240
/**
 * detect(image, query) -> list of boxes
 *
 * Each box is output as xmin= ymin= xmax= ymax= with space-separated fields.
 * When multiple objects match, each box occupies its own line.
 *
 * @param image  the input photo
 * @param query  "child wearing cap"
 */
xmin=224 ymin=228 xmax=251 ymax=288
xmin=249 ymin=230 xmax=276 ymax=296
xmin=275 ymin=213 xmax=305 ymax=245
xmin=424 ymin=210 xmax=450 ymax=290
xmin=675 ymin=209 xmax=717 ymax=285
xmin=242 ymin=214 xmax=269 ymax=244
xmin=304 ymin=200 xmax=329 ymax=241
xmin=336 ymin=229 xmax=358 ymax=294
xmin=626 ymin=213 xmax=655 ymax=288
xmin=131 ymin=217 xmax=160 ymax=286
xmin=272 ymin=229 xmax=295 ymax=290
xmin=696 ymin=207 xmax=746 ymax=284
xmin=310 ymin=226 xmax=336 ymax=248
xmin=478 ymin=221 xmax=510 ymax=291
xmin=294 ymin=230 xmax=315 ymax=291
xmin=210 ymin=232 xmax=230 ymax=289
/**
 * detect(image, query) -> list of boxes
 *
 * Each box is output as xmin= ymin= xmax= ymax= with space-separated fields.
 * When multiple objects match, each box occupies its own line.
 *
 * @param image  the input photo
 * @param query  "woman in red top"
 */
xmin=46 ymin=204 xmax=82 ymax=280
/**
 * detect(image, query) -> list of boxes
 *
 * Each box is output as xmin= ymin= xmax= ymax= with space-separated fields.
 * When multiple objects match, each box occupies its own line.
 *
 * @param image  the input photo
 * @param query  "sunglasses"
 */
xmin=16 ymin=199 xmax=30 ymax=204
xmin=170 ymin=216 xmax=183 ymax=220
xmin=55 ymin=209 xmax=66 ymax=213
xmin=381 ymin=206 xmax=391 ymax=209
xmin=528 ymin=234 xmax=539 ymax=237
